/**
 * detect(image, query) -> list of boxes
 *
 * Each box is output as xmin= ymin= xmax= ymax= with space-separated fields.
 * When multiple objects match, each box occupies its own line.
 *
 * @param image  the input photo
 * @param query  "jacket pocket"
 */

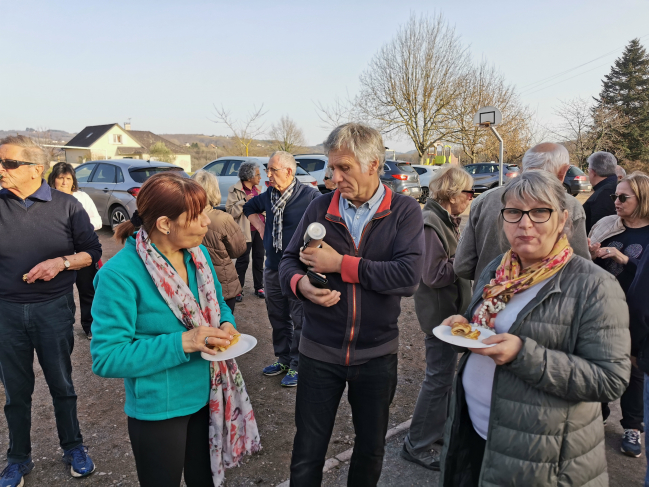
xmin=134 ymin=378 xmax=140 ymax=399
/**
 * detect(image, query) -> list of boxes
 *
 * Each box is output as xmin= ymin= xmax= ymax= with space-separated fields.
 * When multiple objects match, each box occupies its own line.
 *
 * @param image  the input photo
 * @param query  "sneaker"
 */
xmin=262 ymin=361 xmax=289 ymax=376
xmin=400 ymin=444 xmax=440 ymax=471
xmin=63 ymin=445 xmax=96 ymax=478
xmin=255 ymin=289 xmax=265 ymax=299
xmin=86 ymin=331 xmax=93 ymax=341
xmin=281 ymin=369 xmax=298 ymax=387
xmin=621 ymin=429 xmax=642 ymax=458
xmin=0 ymin=459 xmax=34 ymax=487
xmin=235 ymin=293 xmax=243 ymax=303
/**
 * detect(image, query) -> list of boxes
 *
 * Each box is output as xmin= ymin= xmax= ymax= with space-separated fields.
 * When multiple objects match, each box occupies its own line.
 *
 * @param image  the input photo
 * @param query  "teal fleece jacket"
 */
xmin=90 ymin=236 xmax=236 ymax=421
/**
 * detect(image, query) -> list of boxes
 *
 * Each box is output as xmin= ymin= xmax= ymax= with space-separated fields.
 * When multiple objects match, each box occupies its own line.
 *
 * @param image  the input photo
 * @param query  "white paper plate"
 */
xmin=432 ymin=324 xmax=496 ymax=348
xmin=201 ymin=334 xmax=258 ymax=361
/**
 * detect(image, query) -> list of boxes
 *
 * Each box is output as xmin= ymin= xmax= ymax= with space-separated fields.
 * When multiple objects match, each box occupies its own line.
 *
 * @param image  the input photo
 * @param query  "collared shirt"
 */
xmin=339 ymin=183 xmax=386 ymax=247
xmin=0 ymin=179 xmax=52 ymax=208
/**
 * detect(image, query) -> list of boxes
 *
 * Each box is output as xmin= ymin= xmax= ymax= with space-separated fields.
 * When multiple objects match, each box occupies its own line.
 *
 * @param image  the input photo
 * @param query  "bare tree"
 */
xmin=449 ymin=61 xmax=532 ymax=164
xmin=590 ymin=105 xmax=629 ymax=160
xmin=551 ymin=98 xmax=594 ymax=169
xmin=211 ymin=104 xmax=267 ymax=156
xmin=314 ymin=94 xmax=358 ymax=130
xmin=269 ymin=115 xmax=307 ymax=153
xmin=355 ymin=13 xmax=470 ymax=162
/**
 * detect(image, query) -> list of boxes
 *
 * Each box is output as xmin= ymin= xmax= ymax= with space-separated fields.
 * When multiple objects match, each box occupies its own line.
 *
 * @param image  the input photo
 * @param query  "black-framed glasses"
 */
xmin=610 ymin=193 xmax=636 ymax=203
xmin=0 ymin=158 xmax=38 ymax=170
xmin=501 ymin=208 xmax=554 ymax=223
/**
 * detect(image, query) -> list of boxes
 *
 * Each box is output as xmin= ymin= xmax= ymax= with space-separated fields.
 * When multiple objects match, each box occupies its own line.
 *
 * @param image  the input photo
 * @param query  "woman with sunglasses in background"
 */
xmin=589 ymin=171 xmax=649 ymax=458
xmin=48 ymin=162 xmax=102 ymax=340
xmin=401 ymin=166 xmax=474 ymax=471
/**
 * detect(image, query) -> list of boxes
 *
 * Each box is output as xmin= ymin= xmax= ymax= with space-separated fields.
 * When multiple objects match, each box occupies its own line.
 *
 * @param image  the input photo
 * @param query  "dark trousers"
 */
xmin=405 ymin=333 xmax=457 ymax=457
xmin=264 ymin=268 xmax=303 ymax=370
xmin=290 ymin=353 xmax=398 ymax=487
xmin=0 ymin=294 xmax=83 ymax=463
xmin=235 ymin=230 xmax=264 ymax=292
xmin=128 ymin=405 xmax=212 ymax=487
xmin=602 ymin=363 xmax=645 ymax=431
xmin=225 ymin=297 xmax=236 ymax=314
xmin=466 ymin=422 xmax=486 ymax=487
xmin=75 ymin=264 xmax=97 ymax=335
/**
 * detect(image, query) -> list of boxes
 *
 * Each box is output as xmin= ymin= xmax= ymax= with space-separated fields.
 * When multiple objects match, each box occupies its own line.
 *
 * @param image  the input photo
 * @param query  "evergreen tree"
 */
xmin=596 ymin=38 xmax=649 ymax=161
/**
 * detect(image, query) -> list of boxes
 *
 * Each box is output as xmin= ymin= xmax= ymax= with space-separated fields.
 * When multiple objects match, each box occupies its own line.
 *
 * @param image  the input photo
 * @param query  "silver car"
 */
xmin=201 ymin=156 xmax=318 ymax=201
xmin=74 ymin=159 xmax=189 ymax=229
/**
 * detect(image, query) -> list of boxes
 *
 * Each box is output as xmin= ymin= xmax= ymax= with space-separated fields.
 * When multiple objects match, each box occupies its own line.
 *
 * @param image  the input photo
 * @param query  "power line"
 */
xmin=523 ymin=61 xmax=615 ymax=96
xmin=519 ymin=33 xmax=649 ymax=94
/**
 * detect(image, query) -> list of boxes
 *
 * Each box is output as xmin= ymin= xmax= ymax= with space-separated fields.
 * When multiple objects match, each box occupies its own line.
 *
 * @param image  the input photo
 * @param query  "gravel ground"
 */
xmin=1 ymin=191 xmax=645 ymax=486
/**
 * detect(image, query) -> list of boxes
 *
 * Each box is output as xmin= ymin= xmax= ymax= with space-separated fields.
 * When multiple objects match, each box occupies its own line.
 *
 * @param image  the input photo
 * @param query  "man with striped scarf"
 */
xmin=244 ymin=151 xmax=320 ymax=387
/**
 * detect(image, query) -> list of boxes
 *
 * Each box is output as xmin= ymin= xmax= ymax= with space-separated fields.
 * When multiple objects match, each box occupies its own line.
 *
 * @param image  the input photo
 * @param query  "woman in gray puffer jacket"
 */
xmin=439 ymin=171 xmax=631 ymax=487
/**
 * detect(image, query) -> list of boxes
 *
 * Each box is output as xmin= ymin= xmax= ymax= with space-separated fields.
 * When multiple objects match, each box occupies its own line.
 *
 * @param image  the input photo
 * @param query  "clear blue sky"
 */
xmin=2 ymin=0 xmax=649 ymax=151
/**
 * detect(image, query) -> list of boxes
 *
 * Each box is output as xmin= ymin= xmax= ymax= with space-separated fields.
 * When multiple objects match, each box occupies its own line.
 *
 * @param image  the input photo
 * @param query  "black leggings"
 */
xmin=128 ymin=405 xmax=213 ymax=487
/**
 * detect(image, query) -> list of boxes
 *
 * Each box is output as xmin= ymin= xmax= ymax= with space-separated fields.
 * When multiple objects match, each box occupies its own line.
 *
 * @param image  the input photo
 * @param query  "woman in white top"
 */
xmin=49 ymin=162 xmax=102 ymax=339
xmin=438 ymin=171 xmax=630 ymax=487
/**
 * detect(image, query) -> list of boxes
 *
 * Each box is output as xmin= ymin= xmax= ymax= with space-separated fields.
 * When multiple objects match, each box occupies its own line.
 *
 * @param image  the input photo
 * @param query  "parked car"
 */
xmin=564 ymin=165 xmax=592 ymax=195
xmin=462 ymin=162 xmax=520 ymax=192
xmin=380 ymin=160 xmax=422 ymax=200
xmin=294 ymin=154 xmax=328 ymax=192
xmin=74 ymin=159 xmax=189 ymax=230
xmin=201 ymin=157 xmax=318 ymax=204
xmin=412 ymin=164 xmax=440 ymax=202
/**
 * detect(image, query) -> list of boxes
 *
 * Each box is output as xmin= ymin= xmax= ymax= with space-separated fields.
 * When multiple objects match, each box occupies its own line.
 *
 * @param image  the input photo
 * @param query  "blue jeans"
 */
xmin=645 ymin=374 xmax=649 ymax=487
xmin=0 ymin=294 xmax=83 ymax=463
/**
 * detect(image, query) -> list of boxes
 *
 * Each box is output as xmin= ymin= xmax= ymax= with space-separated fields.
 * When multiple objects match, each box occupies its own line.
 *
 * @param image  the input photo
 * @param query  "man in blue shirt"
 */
xmin=0 ymin=136 xmax=101 ymax=487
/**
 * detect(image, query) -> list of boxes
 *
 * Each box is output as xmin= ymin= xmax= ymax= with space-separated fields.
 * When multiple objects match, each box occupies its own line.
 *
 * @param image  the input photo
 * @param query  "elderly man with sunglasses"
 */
xmin=454 ymin=142 xmax=591 ymax=281
xmin=0 ymin=136 xmax=101 ymax=487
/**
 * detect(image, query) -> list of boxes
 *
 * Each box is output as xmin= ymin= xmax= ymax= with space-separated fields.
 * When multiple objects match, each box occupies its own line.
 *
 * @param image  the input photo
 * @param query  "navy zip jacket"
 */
xmin=278 ymin=186 xmax=424 ymax=366
xmin=243 ymin=180 xmax=320 ymax=271
xmin=628 ymin=250 xmax=649 ymax=373
xmin=583 ymin=175 xmax=617 ymax=234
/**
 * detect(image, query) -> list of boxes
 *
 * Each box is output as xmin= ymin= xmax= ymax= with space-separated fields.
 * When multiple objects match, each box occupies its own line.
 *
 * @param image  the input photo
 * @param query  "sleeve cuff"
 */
xmin=290 ymin=273 xmax=305 ymax=297
xmin=341 ymin=255 xmax=361 ymax=284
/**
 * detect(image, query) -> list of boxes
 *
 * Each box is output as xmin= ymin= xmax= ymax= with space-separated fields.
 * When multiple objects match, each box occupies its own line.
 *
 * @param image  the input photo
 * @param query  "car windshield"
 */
xmin=396 ymin=163 xmax=417 ymax=174
xmin=567 ymin=166 xmax=585 ymax=176
xmin=128 ymin=167 xmax=188 ymax=183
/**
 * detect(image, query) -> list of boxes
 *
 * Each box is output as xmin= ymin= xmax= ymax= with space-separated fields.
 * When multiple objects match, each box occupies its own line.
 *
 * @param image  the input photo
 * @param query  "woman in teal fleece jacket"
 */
xmin=90 ymin=173 xmax=238 ymax=487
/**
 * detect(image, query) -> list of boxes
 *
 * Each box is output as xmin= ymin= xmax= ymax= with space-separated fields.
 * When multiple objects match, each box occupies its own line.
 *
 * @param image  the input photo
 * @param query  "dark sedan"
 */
xmin=463 ymin=163 xmax=520 ymax=192
xmin=564 ymin=165 xmax=592 ymax=195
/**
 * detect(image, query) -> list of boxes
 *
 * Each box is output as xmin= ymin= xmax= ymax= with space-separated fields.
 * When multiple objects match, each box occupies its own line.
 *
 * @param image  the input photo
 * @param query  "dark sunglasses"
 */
xmin=462 ymin=190 xmax=475 ymax=199
xmin=610 ymin=193 xmax=636 ymax=203
xmin=0 ymin=158 xmax=39 ymax=170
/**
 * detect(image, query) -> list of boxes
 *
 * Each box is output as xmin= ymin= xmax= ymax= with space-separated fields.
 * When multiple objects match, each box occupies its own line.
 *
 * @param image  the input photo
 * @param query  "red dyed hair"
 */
xmin=114 ymin=172 xmax=207 ymax=243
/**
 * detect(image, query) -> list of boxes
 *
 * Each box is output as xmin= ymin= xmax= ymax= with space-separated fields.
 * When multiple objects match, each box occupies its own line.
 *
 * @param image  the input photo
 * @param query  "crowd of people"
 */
xmin=0 ymin=124 xmax=647 ymax=486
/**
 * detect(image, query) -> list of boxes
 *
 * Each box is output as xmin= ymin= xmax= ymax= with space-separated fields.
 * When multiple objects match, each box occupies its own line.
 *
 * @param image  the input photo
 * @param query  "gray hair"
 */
xmin=615 ymin=165 xmax=627 ymax=179
xmin=501 ymin=170 xmax=570 ymax=236
xmin=238 ymin=161 xmax=258 ymax=182
xmin=268 ymin=151 xmax=297 ymax=173
xmin=588 ymin=151 xmax=617 ymax=177
xmin=521 ymin=143 xmax=570 ymax=176
xmin=323 ymin=123 xmax=386 ymax=175
xmin=191 ymin=170 xmax=221 ymax=206
xmin=0 ymin=135 xmax=48 ymax=166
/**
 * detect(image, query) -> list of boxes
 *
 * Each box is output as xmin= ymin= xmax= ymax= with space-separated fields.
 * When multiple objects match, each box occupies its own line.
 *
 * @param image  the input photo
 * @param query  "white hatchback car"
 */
xmin=411 ymin=164 xmax=441 ymax=202
xmin=201 ymin=156 xmax=318 ymax=206
xmin=293 ymin=154 xmax=328 ymax=192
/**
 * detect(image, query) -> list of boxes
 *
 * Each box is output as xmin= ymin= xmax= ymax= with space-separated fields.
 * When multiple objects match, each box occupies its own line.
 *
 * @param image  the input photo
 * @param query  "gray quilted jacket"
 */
xmin=440 ymin=255 xmax=631 ymax=487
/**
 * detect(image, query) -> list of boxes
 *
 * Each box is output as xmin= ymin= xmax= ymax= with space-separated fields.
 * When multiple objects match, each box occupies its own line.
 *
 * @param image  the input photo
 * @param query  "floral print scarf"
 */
xmin=472 ymin=234 xmax=573 ymax=329
xmin=135 ymin=229 xmax=261 ymax=485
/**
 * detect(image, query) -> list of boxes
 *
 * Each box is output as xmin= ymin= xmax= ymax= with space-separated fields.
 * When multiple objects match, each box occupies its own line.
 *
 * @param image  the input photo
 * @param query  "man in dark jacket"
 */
xmin=584 ymin=151 xmax=619 ymax=234
xmin=243 ymin=151 xmax=320 ymax=387
xmin=0 ymin=136 xmax=102 ymax=486
xmin=279 ymin=124 xmax=424 ymax=486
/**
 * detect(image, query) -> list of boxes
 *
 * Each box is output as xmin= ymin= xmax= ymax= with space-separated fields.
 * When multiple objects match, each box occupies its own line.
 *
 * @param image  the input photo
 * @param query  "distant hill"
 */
xmin=0 ymin=129 xmax=76 ymax=144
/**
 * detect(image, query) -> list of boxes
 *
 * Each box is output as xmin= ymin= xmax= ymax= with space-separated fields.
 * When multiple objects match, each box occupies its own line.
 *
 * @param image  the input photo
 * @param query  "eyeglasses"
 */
xmin=264 ymin=167 xmax=287 ymax=175
xmin=462 ymin=190 xmax=475 ymax=199
xmin=0 ymin=158 xmax=39 ymax=170
xmin=610 ymin=193 xmax=636 ymax=203
xmin=501 ymin=208 xmax=554 ymax=223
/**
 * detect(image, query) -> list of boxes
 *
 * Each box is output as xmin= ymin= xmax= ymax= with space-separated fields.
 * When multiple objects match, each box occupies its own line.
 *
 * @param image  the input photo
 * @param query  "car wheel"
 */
xmin=563 ymin=183 xmax=571 ymax=194
xmin=110 ymin=205 xmax=129 ymax=230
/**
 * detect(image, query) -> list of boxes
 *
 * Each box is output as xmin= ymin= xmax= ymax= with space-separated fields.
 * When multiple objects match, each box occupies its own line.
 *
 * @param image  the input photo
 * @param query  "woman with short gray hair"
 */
xmin=225 ymin=162 xmax=265 ymax=301
xmin=402 ymin=165 xmax=474 ymax=471
xmin=192 ymin=170 xmax=246 ymax=312
xmin=439 ymin=170 xmax=630 ymax=486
